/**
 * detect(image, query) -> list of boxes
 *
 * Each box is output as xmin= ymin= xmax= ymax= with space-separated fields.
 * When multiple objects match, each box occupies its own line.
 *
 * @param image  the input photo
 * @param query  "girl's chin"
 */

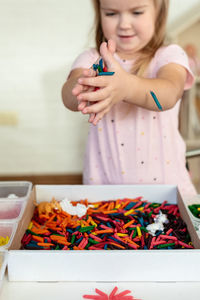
xmin=117 ymin=46 xmax=137 ymax=55
xmin=117 ymin=43 xmax=143 ymax=55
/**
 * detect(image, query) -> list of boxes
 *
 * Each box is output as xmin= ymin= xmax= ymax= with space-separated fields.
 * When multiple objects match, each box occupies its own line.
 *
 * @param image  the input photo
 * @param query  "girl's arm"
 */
xmin=125 ymin=63 xmax=187 ymax=110
xmin=78 ymin=64 xmax=186 ymax=111
xmin=76 ymin=42 xmax=187 ymax=124
xmin=62 ymin=68 xmax=97 ymax=112
xmin=62 ymin=68 xmax=84 ymax=111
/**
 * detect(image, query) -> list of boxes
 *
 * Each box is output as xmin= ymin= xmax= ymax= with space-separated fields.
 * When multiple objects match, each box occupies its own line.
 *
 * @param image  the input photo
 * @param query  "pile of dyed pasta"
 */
xmin=188 ymin=204 xmax=200 ymax=219
xmin=21 ymin=197 xmax=194 ymax=250
xmin=0 ymin=236 xmax=9 ymax=247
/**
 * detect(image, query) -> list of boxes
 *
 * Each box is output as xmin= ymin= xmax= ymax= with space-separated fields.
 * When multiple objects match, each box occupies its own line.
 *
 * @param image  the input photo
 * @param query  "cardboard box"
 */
xmin=8 ymin=185 xmax=200 ymax=282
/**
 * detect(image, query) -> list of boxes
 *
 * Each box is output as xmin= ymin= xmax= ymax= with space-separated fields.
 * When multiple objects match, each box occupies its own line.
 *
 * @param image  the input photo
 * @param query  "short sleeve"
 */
xmin=154 ymin=44 xmax=195 ymax=90
xmin=70 ymin=48 xmax=100 ymax=71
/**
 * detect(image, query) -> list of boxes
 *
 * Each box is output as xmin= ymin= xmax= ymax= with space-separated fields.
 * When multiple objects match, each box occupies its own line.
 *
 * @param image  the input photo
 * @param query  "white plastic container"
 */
xmin=0 ymin=181 xmax=32 ymax=202
xmin=0 ymin=198 xmax=27 ymax=222
xmin=0 ymin=222 xmax=18 ymax=250
xmin=7 ymin=184 xmax=200 ymax=282
xmin=0 ymin=181 xmax=32 ymax=223
xmin=0 ymin=251 xmax=8 ymax=294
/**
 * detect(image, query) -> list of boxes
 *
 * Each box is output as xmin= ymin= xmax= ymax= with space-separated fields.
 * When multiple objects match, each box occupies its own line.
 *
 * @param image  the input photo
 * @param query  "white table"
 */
xmin=1 ymin=274 xmax=200 ymax=300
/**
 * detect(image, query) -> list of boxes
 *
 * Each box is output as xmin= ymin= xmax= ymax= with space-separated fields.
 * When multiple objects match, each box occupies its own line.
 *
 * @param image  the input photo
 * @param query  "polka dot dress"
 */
xmin=70 ymin=45 xmax=197 ymax=199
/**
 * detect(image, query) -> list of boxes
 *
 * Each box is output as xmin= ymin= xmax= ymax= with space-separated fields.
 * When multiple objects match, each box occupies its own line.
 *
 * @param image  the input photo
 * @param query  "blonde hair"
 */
xmin=91 ymin=0 xmax=169 ymax=76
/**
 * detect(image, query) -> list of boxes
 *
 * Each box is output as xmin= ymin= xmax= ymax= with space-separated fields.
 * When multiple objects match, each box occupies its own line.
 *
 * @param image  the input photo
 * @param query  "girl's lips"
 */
xmin=118 ymin=35 xmax=135 ymax=39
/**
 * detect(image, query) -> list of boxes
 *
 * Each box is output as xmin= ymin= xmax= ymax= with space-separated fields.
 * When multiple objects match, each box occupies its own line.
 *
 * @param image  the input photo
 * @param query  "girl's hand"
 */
xmin=72 ymin=68 xmax=97 ymax=112
xmin=72 ymin=68 xmax=98 ymax=122
xmin=77 ymin=40 xmax=130 ymax=125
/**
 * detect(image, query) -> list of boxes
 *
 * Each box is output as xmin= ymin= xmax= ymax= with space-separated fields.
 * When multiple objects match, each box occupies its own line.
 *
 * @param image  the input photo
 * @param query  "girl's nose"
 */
xmin=118 ymin=13 xmax=132 ymax=29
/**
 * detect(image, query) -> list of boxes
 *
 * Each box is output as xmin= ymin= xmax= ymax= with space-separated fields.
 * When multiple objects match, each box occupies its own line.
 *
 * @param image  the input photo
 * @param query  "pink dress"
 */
xmin=71 ymin=44 xmax=197 ymax=198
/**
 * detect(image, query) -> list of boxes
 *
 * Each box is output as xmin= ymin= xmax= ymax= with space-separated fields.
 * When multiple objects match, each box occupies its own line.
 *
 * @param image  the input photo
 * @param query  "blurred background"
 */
xmin=0 ymin=0 xmax=199 ymax=190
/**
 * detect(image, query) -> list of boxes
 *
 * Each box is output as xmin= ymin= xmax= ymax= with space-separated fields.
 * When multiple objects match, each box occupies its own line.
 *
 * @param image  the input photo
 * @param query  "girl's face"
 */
xmin=100 ymin=0 xmax=156 ymax=59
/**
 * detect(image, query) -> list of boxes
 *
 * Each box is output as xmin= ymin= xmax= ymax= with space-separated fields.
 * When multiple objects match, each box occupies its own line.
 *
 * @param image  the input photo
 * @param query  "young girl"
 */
xmin=62 ymin=0 xmax=197 ymax=198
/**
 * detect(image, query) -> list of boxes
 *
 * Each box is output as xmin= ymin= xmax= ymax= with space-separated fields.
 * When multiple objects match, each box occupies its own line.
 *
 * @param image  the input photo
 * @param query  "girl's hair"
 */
xmin=92 ymin=0 xmax=169 ymax=76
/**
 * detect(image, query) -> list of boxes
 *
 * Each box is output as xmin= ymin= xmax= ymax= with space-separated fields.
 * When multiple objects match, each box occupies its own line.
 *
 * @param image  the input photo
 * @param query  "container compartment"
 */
xmin=0 ymin=181 xmax=32 ymax=201
xmin=0 ymin=200 xmax=26 ymax=222
xmin=0 ymin=222 xmax=17 ymax=249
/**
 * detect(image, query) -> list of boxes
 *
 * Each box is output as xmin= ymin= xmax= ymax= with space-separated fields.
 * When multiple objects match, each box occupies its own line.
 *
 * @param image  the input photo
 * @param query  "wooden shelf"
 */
xmin=185 ymin=140 xmax=200 ymax=150
xmin=185 ymin=139 xmax=200 ymax=150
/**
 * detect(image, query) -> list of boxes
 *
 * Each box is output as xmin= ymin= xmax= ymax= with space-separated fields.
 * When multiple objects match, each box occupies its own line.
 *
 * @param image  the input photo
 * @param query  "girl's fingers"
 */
xmin=78 ymin=75 xmax=107 ymax=88
xmin=99 ymin=42 xmax=116 ymax=71
xmin=82 ymin=98 xmax=110 ymax=114
xmin=72 ymin=68 xmax=97 ymax=96
xmin=82 ymin=68 xmax=97 ymax=77
xmin=92 ymin=109 xmax=108 ymax=126
xmin=88 ymin=113 xmax=96 ymax=123
xmin=107 ymin=39 xmax=116 ymax=55
xmin=72 ymin=83 xmax=82 ymax=96
xmin=72 ymin=83 xmax=88 ymax=96
xmin=78 ymin=100 xmax=88 ymax=111
xmin=78 ymin=86 xmax=99 ymax=111
xmin=73 ymin=84 xmax=94 ymax=100
xmin=77 ymin=87 xmax=108 ymax=102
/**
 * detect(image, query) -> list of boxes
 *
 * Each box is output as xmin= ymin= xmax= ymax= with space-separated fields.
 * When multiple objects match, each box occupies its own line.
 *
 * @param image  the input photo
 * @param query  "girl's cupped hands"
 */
xmin=76 ymin=40 xmax=131 ymax=125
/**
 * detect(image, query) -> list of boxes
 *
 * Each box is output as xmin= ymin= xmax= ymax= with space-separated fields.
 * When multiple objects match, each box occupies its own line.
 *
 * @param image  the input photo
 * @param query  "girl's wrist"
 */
xmin=124 ymin=73 xmax=139 ymax=103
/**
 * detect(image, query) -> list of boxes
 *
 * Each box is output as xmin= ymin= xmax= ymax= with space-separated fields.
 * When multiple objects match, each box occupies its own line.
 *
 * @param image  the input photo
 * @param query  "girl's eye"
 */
xmin=105 ymin=12 xmax=116 ymax=16
xmin=133 ymin=11 xmax=144 ymax=15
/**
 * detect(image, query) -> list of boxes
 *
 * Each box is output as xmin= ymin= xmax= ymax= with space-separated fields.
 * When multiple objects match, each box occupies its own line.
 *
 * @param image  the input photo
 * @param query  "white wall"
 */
xmin=0 ymin=0 xmax=199 ymax=175
xmin=0 ymin=0 xmax=93 ymax=175
xmin=168 ymin=0 xmax=200 ymax=24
